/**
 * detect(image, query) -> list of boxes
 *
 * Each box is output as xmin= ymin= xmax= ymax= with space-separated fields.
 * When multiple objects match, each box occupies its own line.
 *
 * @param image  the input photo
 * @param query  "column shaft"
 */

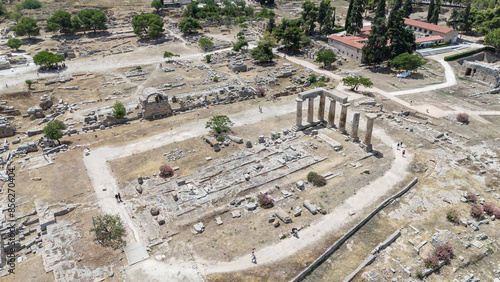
xmin=328 ymin=99 xmax=336 ymax=127
xmin=307 ymin=97 xmax=314 ymax=123
xmin=351 ymin=112 xmax=360 ymax=141
xmin=364 ymin=113 xmax=377 ymax=152
xmin=338 ymin=103 xmax=350 ymax=134
xmin=296 ymin=99 xmax=303 ymax=127
xmin=317 ymin=95 xmax=325 ymax=121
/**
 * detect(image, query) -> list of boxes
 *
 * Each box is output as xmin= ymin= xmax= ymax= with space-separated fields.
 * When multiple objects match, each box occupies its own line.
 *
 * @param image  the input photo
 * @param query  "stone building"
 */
xmin=459 ymin=52 xmax=500 ymax=88
xmin=228 ymin=60 xmax=248 ymax=72
xmin=139 ymin=88 xmax=173 ymax=120
xmin=328 ymin=18 xmax=458 ymax=63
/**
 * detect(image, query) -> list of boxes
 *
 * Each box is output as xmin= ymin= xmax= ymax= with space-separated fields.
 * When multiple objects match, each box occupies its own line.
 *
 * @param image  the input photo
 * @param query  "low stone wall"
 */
xmin=291 ymin=177 xmax=419 ymax=282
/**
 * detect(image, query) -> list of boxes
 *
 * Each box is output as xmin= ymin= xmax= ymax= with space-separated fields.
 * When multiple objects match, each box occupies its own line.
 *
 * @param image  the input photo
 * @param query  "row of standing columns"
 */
xmin=296 ymin=96 xmax=377 ymax=151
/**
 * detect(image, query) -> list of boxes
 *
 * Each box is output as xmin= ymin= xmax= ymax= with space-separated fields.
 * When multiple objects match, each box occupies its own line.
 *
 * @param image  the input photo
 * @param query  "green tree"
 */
xmin=10 ymin=12 xmax=22 ymax=23
xmin=302 ymin=0 xmax=318 ymax=35
xmin=206 ymin=115 xmax=234 ymax=134
xmin=112 ymin=100 xmax=126 ymax=119
xmin=362 ymin=0 xmax=389 ymax=65
xmin=205 ymin=54 xmax=211 ymax=63
xmin=77 ymin=9 xmax=107 ymax=34
xmin=33 ymin=51 xmax=65 ymax=68
xmin=259 ymin=0 xmax=274 ymax=6
xmin=342 ymin=76 xmax=373 ymax=91
xmin=448 ymin=4 xmax=472 ymax=32
xmin=266 ymin=14 xmax=276 ymax=33
xmin=151 ymin=0 xmax=163 ymax=12
xmin=198 ymin=37 xmax=214 ymax=51
xmin=391 ymin=52 xmax=427 ymax=71
xmin=233 ymin=39 xmax=248 ymax=51
xmin=315 ymin=49 xmax=337 ymax=67
xmin=427 ymin=0 xmax=435 ymax=23
xmin=178 ymin=17 xmax=202 ymax=34
xmin=345 ymin=0 xmax=354 ymax=30
xmin=7 ymin=38 xmax=23 ymax=51
xmin=274 ymin=18 xmax=303 ymax=51
xmin=13 ymin=17 xmax=40 ymax=41
xmin=318 ymin=0 xmax=336 ymax=34
xmin=429 ymin=1 xmax=440 ymax=24
xmin=90 ymin=214 xmax=125 ymax=248
xmin=132 ymin=14 xmax=164 ymax=38
xmin=25 ymin=80 xmax=32 ymax=89
xmin=485 ymin=28 xmax=500 ymax=49
xmin=251 ymin=40 xmax=274 ymax=62
xmin=387 ymin=2 xmax=415 ymax=58
xmin=346 ymin=0 xmax=364 ymax=34
xmin=401 ymin=0 xmax=413 ymax=18
xmin=43 ymin=120 xmax=66 ymax=144
xmin=0 ymin=2 xmax=6 ymax=17
xmin=46 ymin=10 xmax=73 ymax=34
xmin=22 ymin=0 xmax=41 ymax=9
xmin=163 ymin=51 xmax=180 ymax=58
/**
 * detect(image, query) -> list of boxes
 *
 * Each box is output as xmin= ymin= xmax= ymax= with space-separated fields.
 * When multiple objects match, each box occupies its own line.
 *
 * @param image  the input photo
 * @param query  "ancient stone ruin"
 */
xmin=139 ymin=88 xmax=173 ymax=120
xmin=459 ymin=52 xmax=500 ymax=88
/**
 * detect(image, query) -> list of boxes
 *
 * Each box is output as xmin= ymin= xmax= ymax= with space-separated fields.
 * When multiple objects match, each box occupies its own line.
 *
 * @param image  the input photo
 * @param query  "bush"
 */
xmin=424 ymin=254 xmax=439 ymax=268
xmin=213 ymin=76 xmax=219 ymax=82
xmin=216 ymin=136 xmax=225 ymax=142
xmin=256 ymin=87 xmax=266 ymax=96
xmin=22 ymin=0 xmax=41 ymax=9
xmin=416 ymin=270 xmax=424 ymax=279
xmin=446 ymin=209 xmax=460 ymax=224
xmin=136 ymin=66 xmax=142 ymax=70
xmin=465 ymin=191 xmax=477 ymax=203
xmin=444 ymin=48 xmax=485 ymax=61
xmin=456 ymin=113 xmax=469 ymax=123
xmin=483 ymin=202 xmax=496 ymax=216
xmin=205 ymin=54 xmax=211 ymax=63
xmin=493 ymin=208 xmax=500 ymax=218
xmin=258 ymin=193 xmax=274 ymax=208
xmin=307 ymin=171 xmax=326 ymax=187
xmin=470 ymin=203 xmax=485 ymax=219
xmin=435 ymin=243 xmax=454 ymax=261
xmin=307 ymin=171 xmax=318 ymax=182
xmin=159 ymin=164 xmax=174 ymax=178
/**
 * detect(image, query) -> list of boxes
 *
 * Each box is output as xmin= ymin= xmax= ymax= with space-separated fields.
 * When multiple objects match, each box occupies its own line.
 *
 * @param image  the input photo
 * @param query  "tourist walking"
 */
xmin=115 ymin=194 xmax=119 ymax=202
xmin=118 ymin=193 xmax=122 ymax=202
xmin=402 ymin=149 xmax=406 ymax=158
xmin=410 ymin=99 xmax=413 ymax=105
xmin=396 ymin=143 xmax=400 ymax=150
xmin=251 ymin=248 xmax=257 ymax=263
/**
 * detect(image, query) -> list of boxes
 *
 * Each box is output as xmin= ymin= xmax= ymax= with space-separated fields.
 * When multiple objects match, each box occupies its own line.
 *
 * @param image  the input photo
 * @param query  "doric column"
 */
xmin=351 ymin=112 xmax=360 ymax=142
xmin=296 ymin=98 xmax=303 ymax=127
xmin=327 ymin=99 xmax=336 ymax=127
xmin=338 ymin=103 xmax=350 ymax=134
xmin=364 ymin=113 xmax=377 ymax=152
xmin=317 ymin=94 xmax=325 ymax=121
xmin=307 ymin=97 xmax=314 ymax=123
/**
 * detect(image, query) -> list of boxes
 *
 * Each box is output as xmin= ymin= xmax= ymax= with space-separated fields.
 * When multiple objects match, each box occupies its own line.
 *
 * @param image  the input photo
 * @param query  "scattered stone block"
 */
xmin=206 ymin=157 xmax=212 ymax=161
xmin=471 ymin=239 xmax=484 ymax=249
xmin=303 ymin=200 xmax=317 ymax=215
xmin=294 ymin=206 xmax=302 ymax=217
xmin=157 ymin=216 xmax=165 ymax=225
xmin=193 ymin=222 xmax=205 ymax=233
xmin=246 ymin=202 xmax=258 ymax=211
xmin=476 ymin=233 xmax=488 ymax=240
xmin=216 ymin=217 xmax=223 ymax=225
xmin=150 ymin=206 xmax=160 ymax=216
xmin=275 ymin=207 xmax=292 ymax=223
xmin=268 ymin=215 xmax=275 ymax=223
xmin=296 ymin=181 xmax=305 ymax=190
xmin=231 ymin=210 xmax=241 ymax=218
xmin=245 ymin=140 xmax=252 ymax=148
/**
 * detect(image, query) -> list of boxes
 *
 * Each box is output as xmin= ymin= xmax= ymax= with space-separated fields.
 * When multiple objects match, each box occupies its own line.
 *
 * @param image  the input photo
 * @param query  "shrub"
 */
xmin=465 ymin=191 xmax=477 ymax=203
xmin=136 ymin=66 xmax=142 ymax=70
xmin=159 ymin=164 xmax=174 ymax=178
xmin=258 ymin=193 xmax=274 ymax=208
xmin=307 ymin=171 xmax=319 ymax=182
xmin=312 ymin=174 xmax=326 ymax=187
xmin=256 ymin=87 xmax=266 ymax=96
xmin=205 ymin=54 xmax=211 ymax=63
xmin=456 ymin=113 xmax=469 ymax=123
xmin=416 ymin=270 xmax=424 ymax=279
xmin=444 ymin=47 xmax=486 ymax=61
xmin=22 ymin=0 xmax=41 ymax=9
xmin=483 ymin=202 xmax=495 ymax=216
xmin=213 ymin=76 xmax=218 ymax=82
xmin=435 ymin=243 xmax=454 ymax=261
xmin=493 ymin=208 xmax=500 ymax=218
xmin=424 ymin=254 xmax=439 ymax=268
xmin=216 ymin=136 xmax=225 ymax=142
xmin=470 ymin=203 xmax=485 ymax=219
xmin=446 ymin=209 xmax=460 ymax=224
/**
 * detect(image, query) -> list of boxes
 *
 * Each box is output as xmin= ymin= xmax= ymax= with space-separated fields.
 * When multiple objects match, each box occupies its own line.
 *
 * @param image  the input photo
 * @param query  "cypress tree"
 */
xmin=427 ymin=0 xmax=435 ymax=23
xmin=362 ymin=0 xmax=389 ymax=65
xmin=347 ymin=0 xmax=363 ymax=34
xmin=402 ymin=0 xmax=413 ymax=18
xmin=430 ymin=1 xmax=440 ymax=24
xmin=345 ymin=0 xmax=354 ymax=31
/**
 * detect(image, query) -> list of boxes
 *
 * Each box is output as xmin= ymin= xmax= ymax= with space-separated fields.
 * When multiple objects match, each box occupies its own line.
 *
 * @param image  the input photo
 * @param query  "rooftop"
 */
xmin=328 ymin=35 xmax=365 ymax=49
xmin=415 ymin=35 xmax=444 ymax=43
xmin=404 ymin=18 xmax=454 ymax=34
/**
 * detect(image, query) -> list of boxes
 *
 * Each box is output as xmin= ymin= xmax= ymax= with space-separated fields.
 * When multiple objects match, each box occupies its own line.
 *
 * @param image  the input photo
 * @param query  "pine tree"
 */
xmin=302 ymin=0 xmax=318 ymax=35
xmin=318 ymin=0 xmax=331 ymax=32
xmin=266 ymin=14 xmax=275 ymax=33
xmin=362 ymin=0 xmax=388 ymax=65
xmin=401 ymin=0 xmax=413 ymax=18
xmin=427 ymin=0 xmax=435 ymax=23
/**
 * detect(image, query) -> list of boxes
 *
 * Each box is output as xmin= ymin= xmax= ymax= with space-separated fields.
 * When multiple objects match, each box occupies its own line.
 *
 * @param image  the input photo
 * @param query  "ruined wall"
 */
xmin=460 ymin=61 xmax=500 ymax=88
xmin=142 ymin=102 xmax=173 ymax=119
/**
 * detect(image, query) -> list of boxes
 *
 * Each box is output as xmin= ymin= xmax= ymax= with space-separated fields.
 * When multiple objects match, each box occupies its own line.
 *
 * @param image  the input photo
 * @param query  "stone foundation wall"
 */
xmin=461 ymin=61 xmax=500 ymax=88
xmin=142 ymin=102 xmax=173 ymax=119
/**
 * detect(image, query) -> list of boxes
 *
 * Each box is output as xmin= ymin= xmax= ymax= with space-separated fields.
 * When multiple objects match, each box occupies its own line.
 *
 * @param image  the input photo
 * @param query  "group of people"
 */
xmin=396 ymin=142 xmax=406 ymax=157
xmin=39 ymin=63 xmax=66 ymax=73
xmin=115 ymin=193 xmax=123 ymax=203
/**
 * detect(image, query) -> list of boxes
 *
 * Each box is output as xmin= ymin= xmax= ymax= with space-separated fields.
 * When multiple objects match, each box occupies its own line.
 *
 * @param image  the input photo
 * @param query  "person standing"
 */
xmin=402 ymin=149 xmax=406 ymax=157
xmin=251 ymin=248 xmax=256 ymax=263
xmin=397 ymin=143 xmax=400 ymax=150
xmin=115 ymin=194 xmax=119 ymax=202
xmin=118 ymin=193 xmax=122 ymax=202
